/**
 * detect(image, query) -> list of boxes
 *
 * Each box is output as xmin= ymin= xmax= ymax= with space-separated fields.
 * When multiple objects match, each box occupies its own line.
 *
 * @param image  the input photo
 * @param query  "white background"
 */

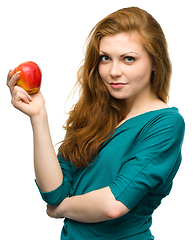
xmin=1 ymin=0 xmax=195 ymax=239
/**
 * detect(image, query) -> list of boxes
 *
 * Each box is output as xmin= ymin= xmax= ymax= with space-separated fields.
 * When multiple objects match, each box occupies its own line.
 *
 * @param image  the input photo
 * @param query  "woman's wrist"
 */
xmin=58 ymin=197 xmax=69 ymax=217
xmin=30 ymin=107 xmax=48 ymax=126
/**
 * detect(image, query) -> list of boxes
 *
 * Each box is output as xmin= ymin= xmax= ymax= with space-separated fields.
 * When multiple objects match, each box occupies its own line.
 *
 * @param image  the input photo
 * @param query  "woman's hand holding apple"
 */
xmin=7 ymin=70 xmax=45 ymax=119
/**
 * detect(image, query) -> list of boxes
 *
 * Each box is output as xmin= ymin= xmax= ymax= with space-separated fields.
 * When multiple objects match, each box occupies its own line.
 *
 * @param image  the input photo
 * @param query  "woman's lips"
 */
xmin=110 ymin=83 xmax=126 ymax=89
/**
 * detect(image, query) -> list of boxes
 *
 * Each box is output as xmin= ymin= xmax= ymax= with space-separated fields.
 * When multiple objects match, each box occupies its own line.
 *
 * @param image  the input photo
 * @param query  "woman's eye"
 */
xmin=124 ymin=56 xmax=135 ymax=63
xmin=100 ymin=55 xmax=110 ymax=62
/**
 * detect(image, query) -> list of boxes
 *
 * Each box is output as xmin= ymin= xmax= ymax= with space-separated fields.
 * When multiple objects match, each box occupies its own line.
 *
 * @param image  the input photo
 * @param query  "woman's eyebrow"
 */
xmin=99 ymin=50 xmax=138 ymax=56
xmin=120 ymin=51 xmax=138 ymax=57
xmin=99 ymin=50 xmax=107 ymax=55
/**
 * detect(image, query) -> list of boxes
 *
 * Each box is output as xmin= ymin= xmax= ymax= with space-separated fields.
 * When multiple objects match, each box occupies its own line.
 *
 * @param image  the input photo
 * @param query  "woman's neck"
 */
xmin=116 ymin=91 xmax=169 ymax=129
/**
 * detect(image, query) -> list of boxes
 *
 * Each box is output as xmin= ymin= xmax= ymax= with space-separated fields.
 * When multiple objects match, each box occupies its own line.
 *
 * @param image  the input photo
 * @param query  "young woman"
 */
xmin=7 ymin=7 xmax=185 ymax=240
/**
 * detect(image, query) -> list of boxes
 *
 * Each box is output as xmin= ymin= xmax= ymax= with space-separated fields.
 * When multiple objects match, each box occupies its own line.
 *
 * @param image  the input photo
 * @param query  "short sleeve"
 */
xmin=36 ymin=155 xmax=73 ymax=205
xmin=109 ymin=112 xmax=185 ymax=210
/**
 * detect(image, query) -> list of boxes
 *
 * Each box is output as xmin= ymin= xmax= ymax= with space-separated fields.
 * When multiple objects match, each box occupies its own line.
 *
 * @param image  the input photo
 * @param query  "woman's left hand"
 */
xmin=46 ymin=204 xmax=65 ymax=219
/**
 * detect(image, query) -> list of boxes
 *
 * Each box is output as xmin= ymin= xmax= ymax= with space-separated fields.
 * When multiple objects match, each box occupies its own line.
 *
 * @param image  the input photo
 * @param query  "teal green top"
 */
xmin=37 ymin=107 xmax=185 ymax=240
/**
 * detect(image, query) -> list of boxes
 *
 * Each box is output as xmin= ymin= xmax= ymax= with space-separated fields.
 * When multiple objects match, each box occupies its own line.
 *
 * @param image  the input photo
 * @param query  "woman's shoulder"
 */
xmin=126 ymin=106 xmax=185 ymax=143
xmin=118 ymin=106 xmax=184 ymax=131
xmin=141 ymin=107 xmax=185 ymax=143
xmin=130 ymin=107 xmax=185 ymax=153
xmin=154 ymin=107 xmax=185 ymax=127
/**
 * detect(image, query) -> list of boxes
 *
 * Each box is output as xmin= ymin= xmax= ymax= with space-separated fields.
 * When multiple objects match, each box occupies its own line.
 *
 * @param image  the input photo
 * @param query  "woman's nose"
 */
xmin=110 ymin=61 xmax=122 ymax=78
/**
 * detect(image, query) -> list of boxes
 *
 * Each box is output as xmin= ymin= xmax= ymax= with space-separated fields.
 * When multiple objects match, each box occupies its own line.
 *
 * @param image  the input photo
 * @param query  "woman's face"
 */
xmin=98 ymin=32 xmax=155 ymax=105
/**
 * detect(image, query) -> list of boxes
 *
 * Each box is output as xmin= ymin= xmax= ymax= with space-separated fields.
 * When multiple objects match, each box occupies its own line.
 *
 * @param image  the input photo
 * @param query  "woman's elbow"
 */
xmin=105 ymin=200 xmax=129 ymax=220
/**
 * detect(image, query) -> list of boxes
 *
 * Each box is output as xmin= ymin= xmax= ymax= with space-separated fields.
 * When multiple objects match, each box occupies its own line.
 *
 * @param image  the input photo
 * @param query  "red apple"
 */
xmin=12 ymin=61 xmax=42 ymax=94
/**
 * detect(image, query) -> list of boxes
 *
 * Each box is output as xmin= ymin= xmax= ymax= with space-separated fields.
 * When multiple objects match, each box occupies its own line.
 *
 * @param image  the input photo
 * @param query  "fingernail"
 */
xmin=16 ymin=71 xmax=21 ymax=75
xmin=28 ymin=95 xmax=32 ymax=101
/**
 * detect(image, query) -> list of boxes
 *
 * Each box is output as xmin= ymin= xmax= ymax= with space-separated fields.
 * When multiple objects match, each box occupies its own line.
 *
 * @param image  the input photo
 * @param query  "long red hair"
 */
xmin=58 ymin=7 xmax=172 ymax=168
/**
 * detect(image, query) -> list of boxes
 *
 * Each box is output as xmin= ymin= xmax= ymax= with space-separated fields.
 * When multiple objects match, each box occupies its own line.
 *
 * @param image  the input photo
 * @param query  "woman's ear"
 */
xmin=152 ymin=63 xmax=156 ymax=72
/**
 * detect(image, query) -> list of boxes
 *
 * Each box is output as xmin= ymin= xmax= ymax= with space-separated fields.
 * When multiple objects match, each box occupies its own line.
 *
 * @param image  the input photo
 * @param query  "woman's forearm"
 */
xmin=31 ymin=108 xmax=63 ymax=192
xmin=50 ymin=187 xmax=129 ymax=223
xmin=61 ymin=187 xmax=113 ymax=223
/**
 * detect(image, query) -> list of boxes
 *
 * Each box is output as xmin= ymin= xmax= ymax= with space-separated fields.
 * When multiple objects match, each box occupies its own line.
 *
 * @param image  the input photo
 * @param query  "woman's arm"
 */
xmin=7 ymin=70 xmax=63 ymax=192
xmin=47 ymin=186 xmax=129 ymax=223
xmin=31 ymin=106 xmax=63 ymax=192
